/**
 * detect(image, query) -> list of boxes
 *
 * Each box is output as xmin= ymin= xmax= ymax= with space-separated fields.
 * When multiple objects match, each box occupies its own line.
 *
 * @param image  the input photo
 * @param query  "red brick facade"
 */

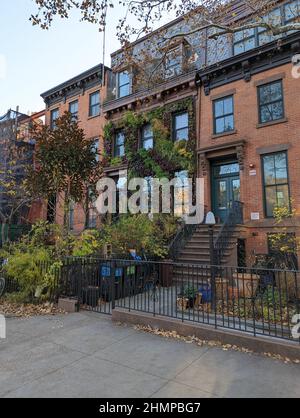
xmin=41 ymin=65 xmax=109 ymax=233
xmin=198 ymin=62 xmax=300 ymax=264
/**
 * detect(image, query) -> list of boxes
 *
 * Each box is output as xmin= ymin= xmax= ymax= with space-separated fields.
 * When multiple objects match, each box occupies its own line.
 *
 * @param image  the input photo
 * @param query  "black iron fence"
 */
xmin=1 ymin=256 xmax=299 ymax=343
xmin=57 ymin=257 xmax=300 ymax=343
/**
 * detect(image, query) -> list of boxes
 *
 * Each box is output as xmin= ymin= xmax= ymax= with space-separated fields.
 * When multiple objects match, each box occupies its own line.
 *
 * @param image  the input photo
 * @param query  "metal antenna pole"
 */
xmin=102 ymin=5 xmax=108 ymax=87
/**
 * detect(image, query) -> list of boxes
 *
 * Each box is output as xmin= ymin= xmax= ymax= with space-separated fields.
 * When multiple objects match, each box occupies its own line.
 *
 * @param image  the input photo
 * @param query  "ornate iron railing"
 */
xmin=214 ymin=201 xmax=244 ymax=266
xmin=168 ymin=222 xmax=199 ymax=260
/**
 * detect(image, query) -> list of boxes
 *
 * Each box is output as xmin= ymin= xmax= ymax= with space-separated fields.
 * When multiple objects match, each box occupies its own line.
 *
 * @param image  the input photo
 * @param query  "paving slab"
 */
xmin=94 ymin=331 xmax=209 ymax=380
xmin=175 ymin=347 xmax=300 ymax=398
xmin=4 ymin=355 xmax=166 ymax=398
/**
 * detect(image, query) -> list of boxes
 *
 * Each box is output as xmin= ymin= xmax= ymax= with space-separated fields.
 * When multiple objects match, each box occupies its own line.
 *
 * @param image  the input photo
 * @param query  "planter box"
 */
xmin=215 ymin=278 xmax=229 ymax=301
xmin=233 ymin=273 xmax=260 ymax=298
xmin=58 ymin=297 xmax=79 ymax=313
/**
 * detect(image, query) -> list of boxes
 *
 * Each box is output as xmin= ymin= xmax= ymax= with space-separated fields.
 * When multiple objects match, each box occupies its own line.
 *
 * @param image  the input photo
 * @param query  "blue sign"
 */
xmin=101 ymin=266 xmax=111 ymax=277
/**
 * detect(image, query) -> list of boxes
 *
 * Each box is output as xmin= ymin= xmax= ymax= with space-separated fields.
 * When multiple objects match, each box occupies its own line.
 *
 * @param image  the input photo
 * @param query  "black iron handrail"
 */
xmin=214 ymin=201 xmax=244 ymax=266
xmin=168 ymin=207 xmax=208 ymax=260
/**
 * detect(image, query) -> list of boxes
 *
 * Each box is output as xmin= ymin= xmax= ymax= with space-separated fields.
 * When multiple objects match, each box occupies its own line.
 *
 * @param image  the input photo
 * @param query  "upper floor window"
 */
xmin=50 ymin=108 xmax=59 ymax=130
xmin=114 ymin=131 xmax=125 ymax=157
xmin=258 ymin=80 xmax=284 ymax=124
xmin=117 ymin=71 xmax=130 ymax=98
xmin=258 ymin=8 xmax=282 ymax=46
xmin=233 ymin=29 xmax=256 ymax=55
xmin=165 ymin=47 xmax=182 ymax=79
xmin=173 ymin=112 xmax=189 ymax=142
xmin=262 ymin=152 xmax=290 ymax=217
xmin=69 ymin=100 xmax=78 ymax=121
xmin=213 ymin=96 xmax=234 ymax=135
xmin=141 ymin=124 xmax=154 ymax=150
xmin=89 ymin=91 xmax=100 ymax=117
xmin=284 ymin=0 xmax=300 ymax=24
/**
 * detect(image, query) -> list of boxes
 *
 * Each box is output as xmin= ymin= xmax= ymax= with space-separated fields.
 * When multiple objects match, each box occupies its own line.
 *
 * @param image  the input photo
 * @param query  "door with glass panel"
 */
xmin=212 ymin=161 xmax=240 ymax=223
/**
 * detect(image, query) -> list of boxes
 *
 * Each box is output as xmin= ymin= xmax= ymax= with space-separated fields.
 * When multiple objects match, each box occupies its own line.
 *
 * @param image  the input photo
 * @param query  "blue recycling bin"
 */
xmin=198 ymin=283 xmax=212 ymax=303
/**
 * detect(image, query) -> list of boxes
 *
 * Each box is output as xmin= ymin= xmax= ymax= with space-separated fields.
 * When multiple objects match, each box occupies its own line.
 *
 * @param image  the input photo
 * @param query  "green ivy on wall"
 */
xmin=103 ymin=97 xmax=196 ymax=179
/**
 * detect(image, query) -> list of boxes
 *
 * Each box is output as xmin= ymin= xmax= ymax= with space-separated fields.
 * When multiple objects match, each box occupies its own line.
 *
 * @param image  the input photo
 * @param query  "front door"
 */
xmin=212 ymin=161 xmax=240 ymax=223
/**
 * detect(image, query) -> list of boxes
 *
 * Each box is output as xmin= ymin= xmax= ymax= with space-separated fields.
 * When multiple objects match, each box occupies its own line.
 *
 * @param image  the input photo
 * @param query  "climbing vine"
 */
xmin=103 ymin=98 xmax=196 ymax=179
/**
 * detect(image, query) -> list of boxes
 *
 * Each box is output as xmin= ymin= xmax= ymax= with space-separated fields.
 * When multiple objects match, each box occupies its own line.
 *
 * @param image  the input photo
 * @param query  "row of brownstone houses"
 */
xmin=2 ymin=0 xmax=300 ymax=267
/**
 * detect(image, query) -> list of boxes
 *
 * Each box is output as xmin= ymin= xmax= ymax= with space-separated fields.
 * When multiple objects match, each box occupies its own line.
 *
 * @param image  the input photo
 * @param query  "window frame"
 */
xmin=50 ymin=108 xmax=59 ymax=130
xmin=257 ymin=80 xmax=285 ymax=125
xmin=164 ymin=46 xmax=183 ymax=79
xmin=261 ymin=151 xmax=291 ymax=218
xmin=213 ymin=95 xmax=235 ymax=135
xmin=141 ymin=124 xmax=154 ymax=150
xmin=117 ymin=70 xmax=131 ymax=98
xmin=172 ymin=111 xmax=189 ymax=142
xmin=114 ymin=130 xmax=125 ymax=158
xmin=69 ymin=200 xmax=75 ymax=230
xmin=69 ymin=99 xmax=79 ymax=121
xmin=231 ymin=5 xmax=296 ymax=56
xmin=89 ymin=91 xmax=101 ymax=117
xmin=233 ymin=28 xmax=257 ymax=55
xmin=92 ymin=137 xmax=100 ymax=162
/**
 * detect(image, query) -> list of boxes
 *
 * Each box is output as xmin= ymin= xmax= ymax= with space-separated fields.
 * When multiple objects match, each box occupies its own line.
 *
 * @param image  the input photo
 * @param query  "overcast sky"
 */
xmin=0 ymin=0 xmax=172 ymax=116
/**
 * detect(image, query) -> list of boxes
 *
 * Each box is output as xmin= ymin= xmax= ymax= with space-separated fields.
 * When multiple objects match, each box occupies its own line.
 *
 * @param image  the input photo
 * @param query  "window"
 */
xmin=92 ymin=138 xmax=100 ymax=162
xmin=69 ymin=100 xmax=78 ymax=121
xmin=114 ymin=131 xmax=125 ymax=157
xmin=69 ymin=200 xmax=75 ymax=230
xmin=173 ymin=112 xmax=189 ymax=142
xmin=284 ymin=0 xmax=300 ymax=24
xmin=233 ymin=28 xmax=256 ymax=55
xmin=258 ymin=8 xmax=282 ymax=46
xmin=141 ymin=124 xmax=154 ymax=150
xmin=258 ymin=80 xmax=284 ymax=124
xmin=89 ymin=91 xmax=100 ymax=117
xmin=165 ymin=47 xmax=182 ymax=78
xmin=173 ymin=170 xmax=189 ymax=216
xmin=87 ymin=188 xmax=97 ymax=228
xmin=117 ymin=71 xmax=130 ymax=98
xmin=213 ymin=96 xmax=234 ymax=135
xmin=262 ymin=152 xmax=290 ymax=217
xmin=50 ymin=108 xmax=59 ymax=129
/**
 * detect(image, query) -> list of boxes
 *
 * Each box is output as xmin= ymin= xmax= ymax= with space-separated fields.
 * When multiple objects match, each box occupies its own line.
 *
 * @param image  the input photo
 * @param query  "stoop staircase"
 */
xmin=169 ymin=202 xmax=244 ymax=280
xmin=175 ymin=224 xmax=241 ymax=265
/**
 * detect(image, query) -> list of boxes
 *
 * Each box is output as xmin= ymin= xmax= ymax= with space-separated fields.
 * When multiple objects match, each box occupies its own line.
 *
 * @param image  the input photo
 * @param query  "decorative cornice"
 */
xmin=41 ymin=64 xmax=110 ymax=107
xmin=196 ymin=33 xmax=300 ymax=95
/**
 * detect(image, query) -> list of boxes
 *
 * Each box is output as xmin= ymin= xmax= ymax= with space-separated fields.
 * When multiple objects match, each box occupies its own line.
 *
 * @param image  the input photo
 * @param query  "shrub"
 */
xmin=72 ymin=229 xmax=103 ymax=257
xmin=3 ymin=248 xmax=57 ymax=303
xmin=101 ymin=214 xmax=173 ymax=258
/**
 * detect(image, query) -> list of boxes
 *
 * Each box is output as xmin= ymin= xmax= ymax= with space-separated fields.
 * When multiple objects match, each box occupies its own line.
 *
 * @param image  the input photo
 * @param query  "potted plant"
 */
xmin=177 ymin=285 xmax=199 ymax=310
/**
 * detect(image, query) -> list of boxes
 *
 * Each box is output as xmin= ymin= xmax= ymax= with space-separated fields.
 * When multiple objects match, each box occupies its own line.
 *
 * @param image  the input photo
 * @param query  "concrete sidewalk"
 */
xmin=0 ymin=311 xmax=299 ymax=398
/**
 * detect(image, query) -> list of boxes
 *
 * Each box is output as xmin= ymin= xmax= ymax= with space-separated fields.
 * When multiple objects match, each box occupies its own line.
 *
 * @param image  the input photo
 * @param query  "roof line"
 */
xmin=41 ymin=63 xmax=111 ymax=98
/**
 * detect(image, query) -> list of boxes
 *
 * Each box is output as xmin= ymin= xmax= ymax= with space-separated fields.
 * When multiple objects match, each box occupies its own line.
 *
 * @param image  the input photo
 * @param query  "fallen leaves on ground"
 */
xmin=0 ymin=300 xmax=66 ymax=318
xmin=133 ymin=324 xmax=300 ymax=365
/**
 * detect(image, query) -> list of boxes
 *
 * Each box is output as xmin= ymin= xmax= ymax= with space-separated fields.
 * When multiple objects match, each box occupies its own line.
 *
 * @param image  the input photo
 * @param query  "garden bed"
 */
xmin=0 ymin=299 xmax=66 ymax=318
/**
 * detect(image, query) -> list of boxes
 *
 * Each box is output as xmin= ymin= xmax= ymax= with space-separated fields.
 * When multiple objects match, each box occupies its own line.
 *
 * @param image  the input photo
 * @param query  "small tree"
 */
xmin=28 ymin=112 xmax=102 ymax=230
xmin=0 ymin=111 xmax=36 ymax=245
xmin=0 ymin=148 xmax=34 ymax=244
xmin=268 ymin=204 xmax=300 ymax=270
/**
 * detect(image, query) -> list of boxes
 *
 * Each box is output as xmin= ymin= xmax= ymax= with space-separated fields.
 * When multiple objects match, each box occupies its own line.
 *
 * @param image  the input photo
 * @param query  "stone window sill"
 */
xmin=256 ymin=117 xmax=288 ymax=129
xmin=211 ymin=130 xmax=237 ymax=140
